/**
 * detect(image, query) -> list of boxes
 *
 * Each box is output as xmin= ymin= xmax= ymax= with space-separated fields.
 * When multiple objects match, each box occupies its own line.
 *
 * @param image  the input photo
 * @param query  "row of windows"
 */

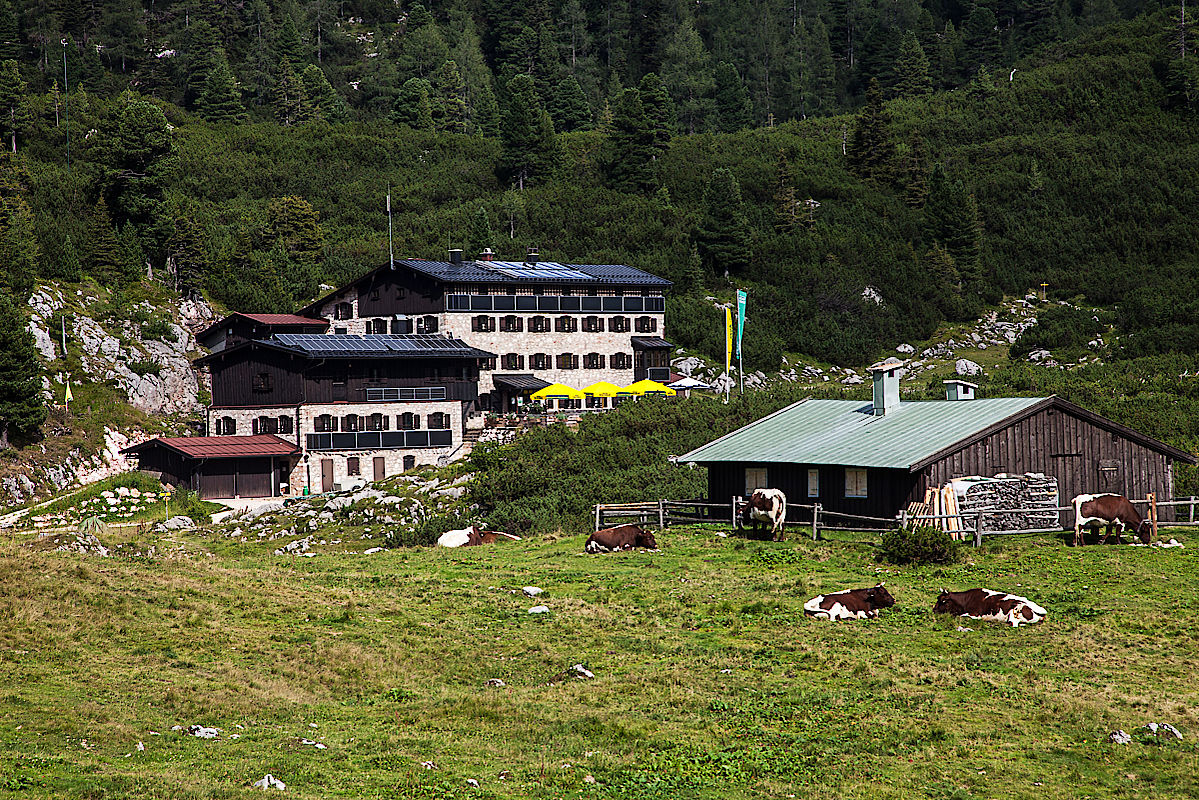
xmin=214 ymin=413 xmax=450 ymax=436
xmin=359 ymin=316 xmax=440 ymax=334
xmin=455 ymin=286 xmax=657 ymax=297
xmin=306 ymin=430 xmax=453 ymax=451
xmin=313 ymin=412 xmax=451 ymax=432
xmin=472 ymin=315 xmax=657 ymax=334
xmin=745 ymin=468 xmax=869 ymax=499
xmin=447 ymin=294 xmax=665 ymax=313
xmin=496 ymin=352 xmax=633 ymax=371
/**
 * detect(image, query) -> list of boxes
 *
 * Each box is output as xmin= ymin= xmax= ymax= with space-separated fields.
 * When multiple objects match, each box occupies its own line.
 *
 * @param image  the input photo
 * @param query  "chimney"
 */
xmin=479 ymin=247 xmax=494 ymax=262
xmin=525 ymin=246 xmax=539 ymax=264
xmin=943 ymin=379 xmax=978 ymax=401
xmin=448 ymin=248 xmax=463 ymax=264
xmin=868 ymin=358 xmax=905 ymax=416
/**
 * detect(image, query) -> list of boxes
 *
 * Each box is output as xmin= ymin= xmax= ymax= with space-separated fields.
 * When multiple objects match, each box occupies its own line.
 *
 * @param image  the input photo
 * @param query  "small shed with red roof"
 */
xmin=122 ymin=434 xmax=300 ymax=499
xmin=196 ymin=312 xmax=329 ymax=353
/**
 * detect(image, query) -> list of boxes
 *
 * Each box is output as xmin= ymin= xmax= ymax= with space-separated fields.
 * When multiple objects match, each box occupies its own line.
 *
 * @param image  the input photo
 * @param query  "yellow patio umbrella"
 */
xmin=530 ymin=382 xmax=586 ymax=401
xmin=623 ymin=379 xmax=676 ymax=396
xmin=582 ymin=380 xmax=623 ymax=397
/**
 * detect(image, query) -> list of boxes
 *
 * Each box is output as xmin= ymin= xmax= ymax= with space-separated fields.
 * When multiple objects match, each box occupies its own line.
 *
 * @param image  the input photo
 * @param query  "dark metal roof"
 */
xmin=122 ymin=434 xmax=300 ymax=460
xmin=492 ymin=374 xmax=552 ymax=391
xmin=197 ymin=312 xmax=328 ymax=342
xmin=194 ymin=334 xmax=496 ymax=365
xmin=631 ymin=336 xmax=674 ymax=350
xmin=404 ymin=259 xmax=672 ymax=286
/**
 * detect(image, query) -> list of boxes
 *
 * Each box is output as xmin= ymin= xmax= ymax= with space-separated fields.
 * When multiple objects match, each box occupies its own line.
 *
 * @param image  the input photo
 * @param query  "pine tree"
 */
xmin=605 ymin=87 xmax=657 ymax=191
xmin=0 ymin=4 xmax=17 ymax=62
xmin=467 ymin=206 xmax=495 ymax=257
xmin=802 ymin=19 xmax=837 ymax=117
xmin=661 ymin=19 xmax=714 ymax=134
xmin=772 ymin=149 xmax=800 ymax=231
xmin=273 ymin=59 xmax=309 ymax=126
xmin=95 ymin=93 xmax=178 ymax=231
xmin=302 ymin=65 xmax=349 ymax=122
xmin=499 ymin=73 xmax=560 ymax=190
xmin=713 ymin=61 xmax=752 ymax=132
xmin=391 ymin=78 xmax=435 ymax=130
xmin=893 ymin=31 xmax=933 ymax=97
xmin=963 ymin=4 xmax=1001 ymax=74
xmin=0 ymin=59 xmax=28 ymax=152
xmin=680 ymin=243 xmax=704 ymax=294
xmin=547 ymin=74 xmax=592 ymax=132
xmin=397 ymin=4 xmax=450 ymax=80
xmin=0 ymin=151 xmax=36 ymax=296
xmin=0 ymin=292 xmax=45 ymax=447
xmin=847 ymin=79 xmax=897 ymax=184
xmin=474 ymin=80 xmax=501 ymax=136
xmin=922 ymin=243 xmax=968 ymax=320
xmin=500 ymin=188 xmax=525 ymax=238
xmin=434 ymin=60 xmax=468 ymax=133
xmin=694 ymin=167 xmax=752 ymax=276
xmin=1081 ymin=0 xmax=1119 ymax=29
xmin=276 ymin=13 xmax=307 ymax=67
xmin=197 ymin=50 xmax=245 ymax=123
xmin=638 ymin=73 xmax=675 ymax=154
xmin=901 ymin=131 xmax=930 ymax=208
xmin=924 ymin=164 xmax=983 ymax=297
xmin=267 ymin=196 xmax=323 ymax=264
xmin=87 ymin=198 xmax=124 ymax=284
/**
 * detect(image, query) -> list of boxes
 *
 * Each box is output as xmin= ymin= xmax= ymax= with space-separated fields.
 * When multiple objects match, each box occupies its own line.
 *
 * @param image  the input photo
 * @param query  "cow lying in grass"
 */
xmin=585 ymin=524 xmax=658 ymax=554
xmin=932 ymin=588 xmax=1046 ymax=627
xmin=804 ymin=584 xmax=896 ymax=620
xmin=436 ymin=526 xmax=522 ymax=548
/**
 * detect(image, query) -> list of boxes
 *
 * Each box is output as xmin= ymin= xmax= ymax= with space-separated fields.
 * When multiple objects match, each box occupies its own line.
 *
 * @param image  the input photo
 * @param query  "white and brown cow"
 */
xmin=932 ymin=588 xmax=1047 ymax=627
xmin=1072 ymin=493 xmax=1150 ymax=546
xmin=436 ymin=526 xmax=523 ymax=548
xmin=585 ymin=524 xmax=659 ymax=554
xmin=742 ymin=488 xmax=787 ymax=541
xmin=804 ymin=584 xmax=896 ymax=620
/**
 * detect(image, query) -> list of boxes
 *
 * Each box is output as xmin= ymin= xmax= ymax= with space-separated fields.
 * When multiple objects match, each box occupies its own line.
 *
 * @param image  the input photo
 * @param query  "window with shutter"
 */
xmin=278 ymin=416 xmax=293 ymax=434
xmin=347 ymin=457 xmax=360 ymax=476
xmin=845 ymin=468 xmax=868 ymax=498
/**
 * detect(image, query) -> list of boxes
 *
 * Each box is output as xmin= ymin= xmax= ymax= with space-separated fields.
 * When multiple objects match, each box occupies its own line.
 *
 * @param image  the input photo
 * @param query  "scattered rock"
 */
xmin=363 ymin=547 xmax=384 ymax=554
xmin=955 ymin=359 xmax=983 ymax=376
xmin=188 ymin=725 xmax=220 ymax=739
xmin=27 ymin=531 xmax=110 ymax=557
xmin=485 ymin=678 xmax=506 ymax=688
xmin=421 ymin=761 xmax=437 ymax=770
xmin=584 ymin=775 xmax=597 ymax=784
xmin=522 ymin=586 xmax=544 ymax=597
xmin=841 ymin=374 xmax=864 ymax=385
xmin=467 ymin=778 xmax=480 ymax=788
xmin=956 ymin=626 xmax=973 ymax=632
xmin=253 ymin=774 xmax=286 ymax=790
xmin=572 ymin=664 xmax=595 ymax=679
xmin=896 ymin=343 xmax=915 ymax=354
xmin=527 ymin=605 xmax=550 ymax=614
xmin=1144 ymin=722 xmax=1183 ymax=740
xmin=160 ymin=515 xmax=196 ymax=531
xmin=1109 ymin=730 xmax=1132 ymax=744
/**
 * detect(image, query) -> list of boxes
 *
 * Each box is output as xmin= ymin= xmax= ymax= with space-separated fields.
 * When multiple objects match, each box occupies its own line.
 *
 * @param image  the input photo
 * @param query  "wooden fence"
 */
xmin=594 ymin=493 xmax=1198 ymax=547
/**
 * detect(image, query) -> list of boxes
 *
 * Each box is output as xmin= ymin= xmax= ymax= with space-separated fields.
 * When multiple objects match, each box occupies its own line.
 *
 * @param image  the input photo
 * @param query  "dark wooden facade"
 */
xmin=353 ymin=269 xmax=445 ymax=317
xmin=706 ymin=399 xmax=1191 ymax=526
xmin=132 ymin=447 xmax=292 ymax=499
xmin=205 ymin=346 xmax=481 ymax=408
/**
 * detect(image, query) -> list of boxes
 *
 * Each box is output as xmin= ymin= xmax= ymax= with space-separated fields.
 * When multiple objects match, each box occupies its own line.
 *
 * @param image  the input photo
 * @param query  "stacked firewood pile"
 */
xmin=955 ymin=473 xmax=1060 ymax=532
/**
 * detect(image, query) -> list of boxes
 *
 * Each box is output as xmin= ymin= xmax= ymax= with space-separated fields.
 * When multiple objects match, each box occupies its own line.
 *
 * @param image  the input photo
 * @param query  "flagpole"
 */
xmin=387 ymin=185 xmax=394 ymax=270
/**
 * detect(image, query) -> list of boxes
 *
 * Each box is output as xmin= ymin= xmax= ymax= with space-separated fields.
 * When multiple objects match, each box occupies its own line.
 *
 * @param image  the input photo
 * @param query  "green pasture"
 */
xmin=0 ymin=524 xmax=1196 ymax=799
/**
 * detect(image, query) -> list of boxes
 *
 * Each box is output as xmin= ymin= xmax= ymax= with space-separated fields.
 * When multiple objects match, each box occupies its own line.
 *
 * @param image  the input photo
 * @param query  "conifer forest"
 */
xmin=0 ymin=0 xmax=1197 ymax=447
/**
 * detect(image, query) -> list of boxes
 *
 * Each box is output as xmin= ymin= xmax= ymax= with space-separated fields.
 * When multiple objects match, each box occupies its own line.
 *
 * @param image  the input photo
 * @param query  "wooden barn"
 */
xmin=122 ymin=435 xmax=301 ymax=499
xmin=681 ymin=363 xmax=1195 ymax=525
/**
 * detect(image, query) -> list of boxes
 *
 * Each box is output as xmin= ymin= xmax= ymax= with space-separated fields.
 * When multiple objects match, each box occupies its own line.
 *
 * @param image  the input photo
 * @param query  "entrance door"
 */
xmin=320 ymin=459 xmax=334 ymax=492
xmin=373 ymin=457 xmax=386 ymax=481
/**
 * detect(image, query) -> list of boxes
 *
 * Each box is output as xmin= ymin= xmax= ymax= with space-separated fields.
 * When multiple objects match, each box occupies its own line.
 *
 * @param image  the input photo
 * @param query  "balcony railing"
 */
xmin=446 ymin=295 xmax=664 ymax=313
xmin=306 ymin=430 xmax=453 ymax=451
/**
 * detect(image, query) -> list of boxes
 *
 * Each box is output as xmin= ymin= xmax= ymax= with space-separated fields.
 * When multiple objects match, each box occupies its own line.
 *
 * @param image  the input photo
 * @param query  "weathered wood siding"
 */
xmin=706 ymin=462 xmax=919 ymax=523
xmin=922 ymin=405 xmax=1176 ymax=523
xmin=355 ymin=270 xmax=444 ymax=317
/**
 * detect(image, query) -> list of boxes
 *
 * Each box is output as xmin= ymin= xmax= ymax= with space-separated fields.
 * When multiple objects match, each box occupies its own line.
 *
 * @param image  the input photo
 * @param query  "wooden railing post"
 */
xmin=658 ymin=499 xmax=665 ymax=529
xmin=974 ymin=512 xmax=983 ymax=548
xmin=812 ymin=503 xmax=821 ymax=541
xmin=732 ymin=496 xmax=739 ymax=529
xmin=594 ymin=504 xmax=600 ymax=532
xmin=1149 ymin=492 xmax=1158 ymax=541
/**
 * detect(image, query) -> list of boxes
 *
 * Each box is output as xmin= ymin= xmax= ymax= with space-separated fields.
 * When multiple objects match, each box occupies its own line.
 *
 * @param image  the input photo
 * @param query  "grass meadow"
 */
xmin=0 ymin=523 xmax=1197 ymax=799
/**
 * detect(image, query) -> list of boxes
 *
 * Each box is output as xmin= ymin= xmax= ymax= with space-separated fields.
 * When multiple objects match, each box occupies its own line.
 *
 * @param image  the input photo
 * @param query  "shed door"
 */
xmin=235 ymin=457 xmax=272 ymax=498
xmin=373 ymin=457 xmax=387 ymax=481
xmin=320 ymin=459 xmax=334 ymax=492
xmin=198 ymin=462 xmax=236 ymax=499
xmin=1098 ymin=459 xmax=1121 ymax=493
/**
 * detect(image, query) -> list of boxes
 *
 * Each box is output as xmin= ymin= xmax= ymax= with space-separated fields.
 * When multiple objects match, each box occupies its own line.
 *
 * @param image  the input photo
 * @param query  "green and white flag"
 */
xmin=735 ymin=290 xmax=747 ymax=359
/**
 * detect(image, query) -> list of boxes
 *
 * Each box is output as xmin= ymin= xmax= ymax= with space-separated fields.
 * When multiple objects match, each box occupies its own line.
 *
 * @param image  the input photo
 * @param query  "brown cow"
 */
xmin=932 ymin=588 xmax=1047 ymax=627
xmin=436 ymin=526 xmax=522 ymax=548
xmin=741 ymin=488 xmax=787 ymax=541
xmin=1072 ymin=493 xmax=1150 ymax=546
xmin=804 ymin=584 xmax=896 ymax=620
xmin=585 ymin=524 xmax=659 ymax=554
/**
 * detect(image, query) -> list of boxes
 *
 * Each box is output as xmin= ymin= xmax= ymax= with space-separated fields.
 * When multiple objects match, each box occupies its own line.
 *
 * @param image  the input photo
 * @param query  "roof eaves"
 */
xmin=908 ymin=397 xmax=1053 ymax=472
xmin=679 ymin=398 xmax=812 ymax=463
xmin=1048 ymin=396 xmax=1197 ymax=464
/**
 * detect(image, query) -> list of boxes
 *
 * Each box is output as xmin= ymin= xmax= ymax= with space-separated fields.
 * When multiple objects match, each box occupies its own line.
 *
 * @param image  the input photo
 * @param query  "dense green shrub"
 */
xmin=879 ymin=525 xmax=961 ymax=565
xmin=1010 ymin=304 xmax=1106 ymax=359
xmin=128 ymin=360 xmax=161 ymax=377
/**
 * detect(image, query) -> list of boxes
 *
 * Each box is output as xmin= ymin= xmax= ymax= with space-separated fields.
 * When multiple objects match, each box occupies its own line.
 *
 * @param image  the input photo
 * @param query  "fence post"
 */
xmin=1149 ymin=492 xmax=1158 ymax=541
xmin=1190 ymin=495 xmax=1195 ymax=524
xmin=594 ymin=504 xmax=600 ymax=532
xmin=658 ymin=499 xmax=666 ymax=529
xmin=812 ymin=503 xmax=821 ymax=541
xmin=900 ymin=509 xmax=909 ymax=530
xmin=973 ymin=512 xmax=983 ymax=548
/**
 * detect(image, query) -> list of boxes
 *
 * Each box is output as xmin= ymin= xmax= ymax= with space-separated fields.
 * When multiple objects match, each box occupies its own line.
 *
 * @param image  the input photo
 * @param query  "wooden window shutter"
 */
xmin=518 ymin=355 xmax=525 ymax=369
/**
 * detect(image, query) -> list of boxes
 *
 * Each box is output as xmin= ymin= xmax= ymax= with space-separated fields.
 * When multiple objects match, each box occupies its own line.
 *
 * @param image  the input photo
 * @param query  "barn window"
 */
xmin=807 ymin=469 xmax=820 ymax=498
xmin=529 ymin=316 xmax=550 ymax=332
xmin=635 ymin=316 xmax=657 ymax=333
xmin=416 ymin=315 xmax=439 ymax=333
xmin=343 ymin=414 xmax=362 ymax=432
xmin=217 ymin=416 xmax=236 ymax=435
xmin=399 ymin=412 xmax=422 ymax=430
xmin=554 ymin=315 xmax=577 ymax=332
xmin=403 ymin=455 xmax=416 ymax=471
xmin=253 ymin=415 xmax=278 ymax=435
xmin=501 ymin=353 xmax=523 ymax=370
xmin=611 ymin=352 xmax=632 ymax=370
xmin=531 ymin=353 xmax=550 ymax=370
xmin=347 ymin=457 xmax=360 ymax=476
xmin=428 ymin=412 xmax=450 ymax=430
xmin=277 ymin=415 xmax=293 ymax=434
xmin=314 ymin=414 xmax=336 ymax=432
xmin=334 ymin=327 xmax=347 ymax=335
xmin=745 ymin=467 xmax=768 ymax=495
xmin=583 ymin=316 xmax=603 ymax=332
xmin=252 ymin=372 xmax=272 ymax=392
xmin=367 ymin=318 xmax=388 ymax=334
xmin=500 ymin=315 xmax=523 ymax=332
xmin=845 ymin=468 xmax=868 ymax=498
xmin=584 ymin=353 xmax=605 ymax=369
xmin=610 ymin=316 xmax=630 ymax=333
xmin=366 ymin=413 xmax=387 ymax=431
xmin=334 ymin=302 xmax=353 ymax=320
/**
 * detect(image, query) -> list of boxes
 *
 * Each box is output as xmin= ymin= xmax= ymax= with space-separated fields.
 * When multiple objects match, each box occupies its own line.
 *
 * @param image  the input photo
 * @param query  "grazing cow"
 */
xmin=585 ymin=524 xmax=658 ymax=554
xmin=932 ymin=588 xmax=1047 ymax=627
xmin=804 ymin=584 xmax=896 ymax=620
xmin=1072 ymin=493 xmax=1150 ymax=546
xmin=742 ymin=488 xmax=787 ymax=541
xmin=436 ymin=526 xmax=522 ymax=548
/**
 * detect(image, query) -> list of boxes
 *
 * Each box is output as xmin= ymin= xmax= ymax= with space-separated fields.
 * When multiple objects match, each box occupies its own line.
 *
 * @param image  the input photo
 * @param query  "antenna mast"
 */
xmin=387 ymin=185 xmax=394 ymax=269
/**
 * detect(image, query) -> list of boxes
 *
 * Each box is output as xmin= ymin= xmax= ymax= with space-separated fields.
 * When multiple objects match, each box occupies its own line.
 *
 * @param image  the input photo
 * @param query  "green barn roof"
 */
xmin=680 ymin=397 xmax=1051 ymax=470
